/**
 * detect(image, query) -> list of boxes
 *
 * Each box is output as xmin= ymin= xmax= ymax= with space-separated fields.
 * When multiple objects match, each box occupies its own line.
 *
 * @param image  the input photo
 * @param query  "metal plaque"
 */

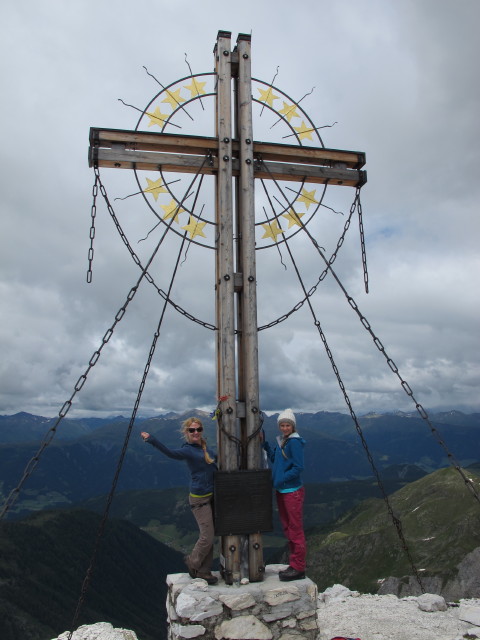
xmin=214 ymin=469 xmax=273 ymax=535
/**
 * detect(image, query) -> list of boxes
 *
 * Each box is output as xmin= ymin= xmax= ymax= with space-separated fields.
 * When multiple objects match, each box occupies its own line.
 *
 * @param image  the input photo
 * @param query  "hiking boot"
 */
xmin=184 ymin=555 xmax=197 ymax=579
xmin=197 ymin=572 xmax=218 ymax=585
xmin=279 ymin=566 xmax=305 ymax=581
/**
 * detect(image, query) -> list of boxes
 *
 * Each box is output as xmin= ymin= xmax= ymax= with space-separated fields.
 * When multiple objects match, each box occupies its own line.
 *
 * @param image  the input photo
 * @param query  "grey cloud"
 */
xmin=1 ymin=1 xmax=479 ymax=418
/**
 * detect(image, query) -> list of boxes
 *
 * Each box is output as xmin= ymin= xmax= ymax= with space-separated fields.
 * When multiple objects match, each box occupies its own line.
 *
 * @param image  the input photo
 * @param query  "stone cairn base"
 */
xmin=166 ymin=564 xmax=319 ymax=640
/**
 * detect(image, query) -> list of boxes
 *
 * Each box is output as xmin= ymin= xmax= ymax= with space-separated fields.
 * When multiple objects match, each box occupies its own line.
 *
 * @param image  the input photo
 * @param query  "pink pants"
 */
xmin=276 ymin=487 xmax=306 ymax=572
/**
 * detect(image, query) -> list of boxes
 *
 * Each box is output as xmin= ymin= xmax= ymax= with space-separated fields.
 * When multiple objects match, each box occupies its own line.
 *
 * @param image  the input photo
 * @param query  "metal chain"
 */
xmin=0 ymin=257 xmax=155 ymax=520
xmin=257 ymin=158 xmax=479 ymax=507
xmin=280 ymin=231 xmax=426 ymax=592
xmin=86 ymin=169 xmax=99 ymax=283
xmin=258 ymin=187 xmax=361 ymax=331
xmin=299 ymin=220 xmax=480 ymax=507
xmin=357 ymin=193 xmax=369 ymax=293
xmin=95 ymin=166 xmax=216 ymax=331
xmin=0 ymin=160 xmax=209 ymax=521
xmin=68 ymin=202 xmax=189 ymax=640
xmin=346 ymin=295 xmax=480 ymax=505
xmin=214 ymin=406 xmax=265 ymax=470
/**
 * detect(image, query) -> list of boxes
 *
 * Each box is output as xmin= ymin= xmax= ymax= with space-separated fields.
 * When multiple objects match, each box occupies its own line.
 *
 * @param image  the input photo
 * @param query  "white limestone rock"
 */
xmin=175 ymin=592 xmax=198 ymax=617
xmin=264 ymin=584 xmax=301 ymax=606
xmin=458 ymin=604 xmax=480 ymax=626
xmin=319 ymin=583 xmax=359 ymax=604
xmin=416 ymin=593 xmax=447 ymax=612
xmin=297 ymin=609 xmax=317 ymax=620
xmin=317 ymin=587 xmax=480 ymax=640
xmin=189 ymin=578 xmax=211 ymax=592
xmin=299 ymin=616 xmax=318 ymax=631
xmin=171 ymin=622 xmax=206 ymax=639
xmin=262 ymin=609 xmax=291 ymax=623
xmin=214 ymin=614 xmax=273 ymax=639
xmin=218 ymin=592 xmax=256 ymax=610
xmin=53 ymin=623 xmax=138 ymax=640
xmin=176 ymin=591 xmax=222 ymax=621
xmin=281 ymin=618 xmax=296 ymax=628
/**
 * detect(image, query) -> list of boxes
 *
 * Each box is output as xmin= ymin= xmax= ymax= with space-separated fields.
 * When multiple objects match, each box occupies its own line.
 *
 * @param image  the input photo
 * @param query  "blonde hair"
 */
xmin=181 ymin=417 xmax=215 ymax=464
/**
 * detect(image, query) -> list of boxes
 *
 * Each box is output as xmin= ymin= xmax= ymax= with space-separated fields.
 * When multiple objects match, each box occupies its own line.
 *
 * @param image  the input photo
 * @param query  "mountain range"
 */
xmin=1 ymin=409 xmax=479 ymax=639
xmin=1 ymin=409 xmax=479 ymax=518
xmin=0 ymin=466 xmax=478 ymax=640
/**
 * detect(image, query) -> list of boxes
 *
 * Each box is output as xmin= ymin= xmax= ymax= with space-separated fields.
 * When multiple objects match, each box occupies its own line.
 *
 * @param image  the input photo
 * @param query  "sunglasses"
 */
xmin=188 ymin=426 xmax=203 ymax=433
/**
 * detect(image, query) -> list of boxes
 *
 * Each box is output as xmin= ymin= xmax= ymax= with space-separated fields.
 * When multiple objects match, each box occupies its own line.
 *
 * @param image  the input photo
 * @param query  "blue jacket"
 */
xmin=145 ymin=435 xmax=217 ymax=496
xmin=263 ymin=432 xmax=305 ymax=492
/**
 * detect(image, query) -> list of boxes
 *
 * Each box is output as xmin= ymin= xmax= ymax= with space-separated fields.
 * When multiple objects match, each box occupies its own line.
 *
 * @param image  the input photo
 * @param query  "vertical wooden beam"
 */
xmin=236 ymin=33 xmax=265 ymax=582
xmin=214 ymin=30 xmax=240 ymax=585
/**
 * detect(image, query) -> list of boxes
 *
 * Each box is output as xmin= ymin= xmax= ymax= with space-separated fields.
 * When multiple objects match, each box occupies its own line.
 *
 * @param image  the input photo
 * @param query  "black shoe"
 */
xmin=279 ymin=566 xmax=305 ymax=581
xmin=184 ymin=555 xmax=197 ymax=579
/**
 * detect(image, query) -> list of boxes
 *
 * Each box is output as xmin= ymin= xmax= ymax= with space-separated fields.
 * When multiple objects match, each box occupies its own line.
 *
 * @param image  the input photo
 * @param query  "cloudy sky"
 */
xmin=1 ymin=0 xmax=479 ymax=419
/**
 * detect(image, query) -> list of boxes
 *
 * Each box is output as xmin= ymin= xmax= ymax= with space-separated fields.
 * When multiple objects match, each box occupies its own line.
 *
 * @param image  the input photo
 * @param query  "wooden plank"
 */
xmin=252 ymin=140 xmax=365 ymax=169
xmin=91 ymin=147 xmax=218 ymax=174
xmin=254 ymin=161 xmax=367 ymax=187
xmin=237 ymin=34 xmax=265 ymax=583
xmin=236 ymin=34 xmax=262 ymax=472
xmin=91 ymin=148 xmax=366 ymax=187
xmin=90 ymin=127 xmax=218 ymax=156
xmin=215 ymin=30 xmax=240 ymax=586
xmin=90 ymin=127 xmax=366 ymax=169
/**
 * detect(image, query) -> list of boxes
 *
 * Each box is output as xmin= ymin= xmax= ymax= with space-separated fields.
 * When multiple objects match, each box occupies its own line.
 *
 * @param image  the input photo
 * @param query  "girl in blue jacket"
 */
xmin=263 ymin=408 xmax=306 ymax=581
xmin=141 ymin=416 xmax=218 ymax=584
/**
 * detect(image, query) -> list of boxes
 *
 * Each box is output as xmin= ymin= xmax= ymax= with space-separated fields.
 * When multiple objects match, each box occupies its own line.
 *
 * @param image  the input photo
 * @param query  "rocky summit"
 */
xmin=52 ymin=585 xmax=480 ymax=640
xmin=317 ymin=584 xmax=480 ymax=640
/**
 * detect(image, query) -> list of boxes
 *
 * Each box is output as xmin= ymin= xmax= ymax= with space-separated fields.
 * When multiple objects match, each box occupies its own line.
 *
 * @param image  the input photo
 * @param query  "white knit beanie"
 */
xmin=277 ymin=408 xmax=296 ymax=429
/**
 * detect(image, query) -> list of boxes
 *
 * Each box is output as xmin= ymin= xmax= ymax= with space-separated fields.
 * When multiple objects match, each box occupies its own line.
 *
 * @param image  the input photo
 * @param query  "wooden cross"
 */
xmin=88 ymin=31 xmax=366 ymax=583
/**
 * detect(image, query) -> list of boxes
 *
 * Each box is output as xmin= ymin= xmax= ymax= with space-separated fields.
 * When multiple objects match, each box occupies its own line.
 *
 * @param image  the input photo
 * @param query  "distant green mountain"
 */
xmin=0 ymin=412 xmax=96 ymax=443
xmin=306 ymin=466 xmax=480 ymax=595
xmin=1 ymin=468 xmax=478 ymax=640
xmin=0 ymin=509 xmax=184 ymax=640
xmin=77 ymin=464 xmax=427 ymax=566
xmin=1 ymin=410 xmax=479 ymax=518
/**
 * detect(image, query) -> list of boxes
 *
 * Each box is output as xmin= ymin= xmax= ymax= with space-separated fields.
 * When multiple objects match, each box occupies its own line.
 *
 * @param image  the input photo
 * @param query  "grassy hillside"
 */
xmin=307 ymin=467 xmax=480 ymax=593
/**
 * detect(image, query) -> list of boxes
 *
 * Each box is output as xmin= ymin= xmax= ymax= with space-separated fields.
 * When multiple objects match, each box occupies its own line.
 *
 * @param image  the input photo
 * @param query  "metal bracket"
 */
xmin=234 ymin=272 xmax=243 ymax=292
xmin=236 ymin=401 xmax=246 ymax=418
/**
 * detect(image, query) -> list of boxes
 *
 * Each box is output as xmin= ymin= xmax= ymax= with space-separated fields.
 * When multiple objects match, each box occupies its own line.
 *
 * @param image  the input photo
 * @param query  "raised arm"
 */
xmin=141 ymin=432 xmax=186 ymax=460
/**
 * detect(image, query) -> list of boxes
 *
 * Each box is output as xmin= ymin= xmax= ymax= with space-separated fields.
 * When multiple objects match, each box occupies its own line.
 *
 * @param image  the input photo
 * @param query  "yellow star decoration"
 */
xmin=293 ymin=120 xmax=314 ymax=141
xmin=146 ymin=106 xmax=169 ymax=128
xmin=161 ymin=199 xmax=185 ymax=223
xmin=257 ymin=86 xmax=279 ymax=108
xmin=296 ymin=188 xmax=319 ymax=210
xmin=184 ymin=79 xmax=207 ymax=98
xmin=283 ymin=209 xmax=304 ymax=228
xmin=144 ymin=177 xmax=167 ymax=201
xmin=162 ymin=88 xmax=186 ymax=110
xmin=261 ymin=219 xmax=284 ymax=242
xmin=182 ymin=216 xmax=207 ymax=239
xmin=279 ymin=101 xmax=300 ymax=123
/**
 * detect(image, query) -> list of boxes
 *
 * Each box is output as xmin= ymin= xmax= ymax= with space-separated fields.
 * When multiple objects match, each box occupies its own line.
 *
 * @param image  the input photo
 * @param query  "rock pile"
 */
xmin=317 ymin=584 xmax=480 ymax=640
xmin=52 ymin=622 xmax=138 ymax=639
xmin=51 ymin=583 xmax=480 ymax=640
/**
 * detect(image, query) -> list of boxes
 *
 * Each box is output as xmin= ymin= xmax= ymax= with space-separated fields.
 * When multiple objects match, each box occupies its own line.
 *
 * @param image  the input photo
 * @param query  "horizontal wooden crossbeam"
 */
xmin=89 ymin=127 xmax=367 ymax=187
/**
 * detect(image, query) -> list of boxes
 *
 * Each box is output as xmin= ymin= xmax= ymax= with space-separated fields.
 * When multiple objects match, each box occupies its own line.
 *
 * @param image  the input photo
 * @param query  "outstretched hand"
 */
xmin=141 ymin=431 xmax=150 ymax=441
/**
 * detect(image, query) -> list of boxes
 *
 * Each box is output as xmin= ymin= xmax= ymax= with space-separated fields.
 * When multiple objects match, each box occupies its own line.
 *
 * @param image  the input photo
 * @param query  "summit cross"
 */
xmin=88 ymin=30 xmax=366 ymax=583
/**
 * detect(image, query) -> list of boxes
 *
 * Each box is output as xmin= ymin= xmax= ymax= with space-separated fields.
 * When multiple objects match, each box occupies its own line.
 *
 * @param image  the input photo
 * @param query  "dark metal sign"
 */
xmin=214 ymin=469 xmax=273 ymax=535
